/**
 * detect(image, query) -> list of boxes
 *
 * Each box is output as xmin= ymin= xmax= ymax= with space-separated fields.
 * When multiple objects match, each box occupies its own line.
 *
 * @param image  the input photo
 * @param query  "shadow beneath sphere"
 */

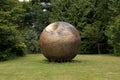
xmin=40 ymin=59 xmax=83 ymax=64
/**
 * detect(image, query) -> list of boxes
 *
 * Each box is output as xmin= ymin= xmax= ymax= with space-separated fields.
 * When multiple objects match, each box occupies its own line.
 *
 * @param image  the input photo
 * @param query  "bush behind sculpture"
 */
xmin=24 ymin=29 xmax=40 ymax=53
xmin=0 ymin=25 xmax=27 ymax=61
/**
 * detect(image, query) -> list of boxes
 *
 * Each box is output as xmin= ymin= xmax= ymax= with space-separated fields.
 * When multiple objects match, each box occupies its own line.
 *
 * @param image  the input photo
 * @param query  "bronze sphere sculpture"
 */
xmin=40 ymin=22 xmax=81 ymax=62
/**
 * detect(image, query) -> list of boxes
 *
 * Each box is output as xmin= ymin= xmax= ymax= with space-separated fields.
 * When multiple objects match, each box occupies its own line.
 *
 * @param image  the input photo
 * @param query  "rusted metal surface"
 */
xmin=40 ymin=22 xmax=81 ymax=62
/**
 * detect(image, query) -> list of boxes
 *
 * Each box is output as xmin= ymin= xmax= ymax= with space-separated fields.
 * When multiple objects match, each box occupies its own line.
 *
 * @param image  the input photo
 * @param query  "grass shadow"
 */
xmin=39 ymin=59 xmax=84 ymax=64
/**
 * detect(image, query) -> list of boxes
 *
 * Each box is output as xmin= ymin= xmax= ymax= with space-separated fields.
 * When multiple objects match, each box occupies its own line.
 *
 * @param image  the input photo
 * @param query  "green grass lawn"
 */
xmin=0 ymin=54 xmax=120 ymax=80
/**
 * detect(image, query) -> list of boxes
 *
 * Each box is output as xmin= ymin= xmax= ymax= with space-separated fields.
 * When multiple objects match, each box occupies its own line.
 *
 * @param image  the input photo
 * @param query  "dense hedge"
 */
xmin=0 ymin=25 xmax=27 ymax=61
xmin=24 ymin=29 xmax=40 ymax=53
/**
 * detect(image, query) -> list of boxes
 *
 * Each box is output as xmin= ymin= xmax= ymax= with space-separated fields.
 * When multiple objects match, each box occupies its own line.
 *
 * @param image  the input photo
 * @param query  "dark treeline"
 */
xmin=0 ymin=0 xmax=120 ymax=61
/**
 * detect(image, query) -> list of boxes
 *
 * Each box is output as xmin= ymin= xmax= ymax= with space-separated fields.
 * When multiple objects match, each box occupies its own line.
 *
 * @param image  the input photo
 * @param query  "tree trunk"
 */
xmin=97 ymin=43 xmax=101 ymax=54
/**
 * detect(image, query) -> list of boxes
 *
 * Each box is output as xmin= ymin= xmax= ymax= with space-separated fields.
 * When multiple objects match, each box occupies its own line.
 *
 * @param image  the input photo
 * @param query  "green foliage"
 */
xmin=105 ymin=15 xmax=120 ymax=56
xmin=24 ymin=29 xmax=40 ymax=53
xmin=0 ymin=25 xmax=27 ymax=61
xmin=25 ymin=0 xmax=50 ymax=53
xmin=0 ymin=0 xmax=26 ymax=26
xmin=50 ymin=0 xmax=89 ymax=29
xmin=13 ymin=42 xmax=27 ymax=56
xmin=32 ymin=1 xmax=50 ymax=34
xmin=0 ymin=0 xmax=120 ymax=56
xmin=21 ymin=1 xmax=34 ymax=27
xmin=49 ymin=0 xmax=111 ymax=54
xmin=79 ymin=41 xmax=97 ymax=54
xmin=24 ymin=0 xmax=120 ymax=55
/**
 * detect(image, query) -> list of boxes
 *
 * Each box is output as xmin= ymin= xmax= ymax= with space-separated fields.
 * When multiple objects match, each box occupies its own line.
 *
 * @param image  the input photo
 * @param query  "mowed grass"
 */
xmin=0 ymin=54 xmax=120 ymax=80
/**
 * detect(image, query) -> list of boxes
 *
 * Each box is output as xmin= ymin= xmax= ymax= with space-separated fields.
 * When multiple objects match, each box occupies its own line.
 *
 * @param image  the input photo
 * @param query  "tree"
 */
xmin=81 ymin=0 xmax=111 ymax=54
xmin=0 ymin=25 xmax=27 ymax=61
xmin=49 ymin=0 xmax=111 ymax=54
xmin=31 ymin=0 xmax=51 ymax=34
xmin=105 ymin=15 xmax=120 ymax=56
xmin=0 ymin=0 xmax=31 ymax=60
xmin=49 ymin=0 xmax=90 ymax=30
xmin=104 ymin=0 xmax=120 ymax=56
xmin=0 ymin=0 xmax=26 ymax=27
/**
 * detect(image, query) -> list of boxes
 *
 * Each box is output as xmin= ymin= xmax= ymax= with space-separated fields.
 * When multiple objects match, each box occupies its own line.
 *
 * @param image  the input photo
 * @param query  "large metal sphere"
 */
xmin=40 ymin=22 xmax=81 ymax=62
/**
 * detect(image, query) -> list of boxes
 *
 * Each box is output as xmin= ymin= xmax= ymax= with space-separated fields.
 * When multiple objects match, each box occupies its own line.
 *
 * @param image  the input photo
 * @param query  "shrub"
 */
xmin=24 ymin=29 xmax=40 ymax=53
xmin=0 ymin=25 xmax=27 ymax=61
xmin=105 ymin=15 xmax=120 ymax=56
xmin=79 ymin=41 xmax=97 ymax=54
xmin=12 ymin=42 xmax=27 ymax=56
